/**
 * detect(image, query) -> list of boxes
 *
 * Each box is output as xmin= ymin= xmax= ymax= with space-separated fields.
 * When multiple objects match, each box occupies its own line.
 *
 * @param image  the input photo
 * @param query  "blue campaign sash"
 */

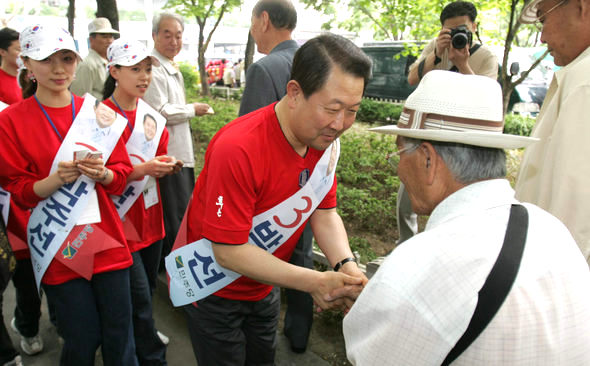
xmin=165 ymin=139 xmax=340 ymax=306
xmin=111 ymin=99 xmax=166 ymax=217
xmin=27 ymin=94 xmax=127 ymax=289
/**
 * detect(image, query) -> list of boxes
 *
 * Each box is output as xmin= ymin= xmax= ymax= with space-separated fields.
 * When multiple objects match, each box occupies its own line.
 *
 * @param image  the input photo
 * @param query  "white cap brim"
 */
xmin=25 ymin=47 xmax=82 ymax=61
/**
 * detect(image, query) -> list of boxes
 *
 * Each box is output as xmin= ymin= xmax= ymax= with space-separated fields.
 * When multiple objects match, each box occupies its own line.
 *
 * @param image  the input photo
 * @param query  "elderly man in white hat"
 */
xmin=341 ymin=70 xmax=590 ymax=365
xmin=70 ymin=17 xmax=119 ymax=99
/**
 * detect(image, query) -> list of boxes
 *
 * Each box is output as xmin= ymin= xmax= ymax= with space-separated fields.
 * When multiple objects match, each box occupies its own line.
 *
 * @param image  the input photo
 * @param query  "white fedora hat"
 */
xmin=370 ymin=70 xmax=538 ymax=149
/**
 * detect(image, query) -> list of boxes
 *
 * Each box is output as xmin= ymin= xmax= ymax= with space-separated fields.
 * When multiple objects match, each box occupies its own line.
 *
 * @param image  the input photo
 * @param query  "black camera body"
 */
xmin=450 ymin=25 xmax=473 ymax=49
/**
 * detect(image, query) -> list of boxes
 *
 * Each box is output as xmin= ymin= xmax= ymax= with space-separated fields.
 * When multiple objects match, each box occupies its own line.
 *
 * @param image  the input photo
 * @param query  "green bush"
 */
xmin=179 ymin=62 xmax=200 ymax=99
xmin=504 ymin=113 xmax=535 ymax=137
xmin=189 ymin=98 xmax=240 ymax=171
xmin=210 ymin=86 xmax=243 ymax=100
xmin=356 ymin=98 xmax=403 ymax=124
xmin=337 ymin=130 xmax=399 ymax=236
xmin=349 ymin=236 xmax=378 ymax=263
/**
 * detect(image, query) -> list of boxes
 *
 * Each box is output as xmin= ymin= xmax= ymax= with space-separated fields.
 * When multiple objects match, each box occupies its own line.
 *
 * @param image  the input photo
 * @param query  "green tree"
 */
xmin=96 ymin=0 xmax=120 ymax=31
xmin=164 ymin=0 xmax=242 ymax=96
xmin=301 ymin=0 xmax=548 ymax=114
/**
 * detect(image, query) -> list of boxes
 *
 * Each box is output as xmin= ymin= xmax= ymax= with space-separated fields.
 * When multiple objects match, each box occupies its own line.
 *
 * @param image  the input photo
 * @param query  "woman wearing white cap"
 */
xmin=101 ymin=38 xmax=176 ymax=365
xmin=0 ymin=24 xmax=138 ymax=365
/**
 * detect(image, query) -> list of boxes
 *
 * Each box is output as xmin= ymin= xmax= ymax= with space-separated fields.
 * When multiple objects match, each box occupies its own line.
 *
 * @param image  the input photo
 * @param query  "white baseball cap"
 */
xmin=370 ymin=71 xmax=538 ymax=149
xmin=19 ymin=23 xmax=81 ymax=61
xmin=107 ymin=38 xmax=160 ymax=69
xmin=88 ymin=17 xmax=120 ymax=35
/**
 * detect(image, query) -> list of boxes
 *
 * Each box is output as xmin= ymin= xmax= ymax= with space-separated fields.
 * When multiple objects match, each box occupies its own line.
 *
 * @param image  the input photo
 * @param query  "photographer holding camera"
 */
xmin=401 ymin=1 xmax=498 ymax=246
xmin=408 ymin=1 xmax=498 ymax=86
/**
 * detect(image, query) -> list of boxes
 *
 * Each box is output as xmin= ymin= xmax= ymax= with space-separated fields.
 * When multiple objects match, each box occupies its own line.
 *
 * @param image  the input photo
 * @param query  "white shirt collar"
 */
xmin=426 ymin=179 xmax=516 ymax=231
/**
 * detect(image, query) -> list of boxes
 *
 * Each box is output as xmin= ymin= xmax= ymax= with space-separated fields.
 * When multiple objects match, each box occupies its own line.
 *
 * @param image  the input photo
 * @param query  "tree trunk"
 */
xmin=96 ymin=0 xmax=119 ymax=31
xmin=67 ymin=0 xmax=75 ymax=36
xmin=197 ymin=21 xmax=210 ymax=96
xmin=244 ymin=32 xmax=255 ymax=73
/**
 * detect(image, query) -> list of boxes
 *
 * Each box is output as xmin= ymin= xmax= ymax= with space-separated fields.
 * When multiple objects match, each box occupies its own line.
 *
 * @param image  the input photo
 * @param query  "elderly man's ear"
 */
xmin=420 ymin=142 xmax=438 ymax=186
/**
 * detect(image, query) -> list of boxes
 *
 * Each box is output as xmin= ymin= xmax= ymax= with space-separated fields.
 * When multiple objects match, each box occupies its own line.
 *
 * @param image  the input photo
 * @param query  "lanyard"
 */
xmin=34 ymin=93 xmax=75 ymax=142
xmin=110 ymin=96 xmax=134 ymax=132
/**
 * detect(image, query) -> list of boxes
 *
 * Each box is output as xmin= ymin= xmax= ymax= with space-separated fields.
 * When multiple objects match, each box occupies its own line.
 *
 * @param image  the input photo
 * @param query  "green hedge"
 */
xmin=356 ymin=98 xmax=403 ymax=124
xmin=337 ymin=130 xmax=399 ymax=237
xmin=503 ymin=113 xmax=535 ymax=137
xmin=179 ymin=62 xmax=200 ymax=99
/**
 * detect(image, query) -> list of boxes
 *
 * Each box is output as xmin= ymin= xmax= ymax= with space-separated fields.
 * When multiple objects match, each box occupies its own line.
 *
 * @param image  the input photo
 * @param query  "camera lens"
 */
xmin=452 ymin=33 xmax=468 ymax=49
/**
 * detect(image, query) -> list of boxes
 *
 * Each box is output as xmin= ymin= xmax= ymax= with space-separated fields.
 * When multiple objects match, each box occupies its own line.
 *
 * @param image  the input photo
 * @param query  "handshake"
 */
xmin=311 ymin=259 xmax=368 ymax=314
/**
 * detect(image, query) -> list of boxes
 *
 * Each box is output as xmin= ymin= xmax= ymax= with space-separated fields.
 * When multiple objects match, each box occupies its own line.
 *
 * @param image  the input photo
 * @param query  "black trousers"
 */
xmin=0 ymin=293 xmax=18 ymax=364
xmin=185 ymin=288 xmax=280 ymax=366
xmin=158 ymin=167 xmax=195 ymax=268
xmin=283 ymin=223 xmax=314 ymax=350
xmin=12 ymin=258 xmax=42 ymax=337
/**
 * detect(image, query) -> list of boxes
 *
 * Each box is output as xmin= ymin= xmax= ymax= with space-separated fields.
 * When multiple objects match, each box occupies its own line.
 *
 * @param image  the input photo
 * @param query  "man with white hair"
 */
xmin=515 ymin=0 xmax=590 ymax=266
xmin=143 ymin=13 xmax=211 ymax=284
xmin=342 ymin=70 xmax=590 ymax=365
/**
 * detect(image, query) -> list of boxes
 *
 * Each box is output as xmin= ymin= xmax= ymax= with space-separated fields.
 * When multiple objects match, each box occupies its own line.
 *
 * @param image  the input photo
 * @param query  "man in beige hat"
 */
xmin=515 ymin=0 xmax=590 ymax=267
xmin=341 ymin=70 xmax=590 ymax=365
xmin=70 ymin=17 xmax=119 ymax=99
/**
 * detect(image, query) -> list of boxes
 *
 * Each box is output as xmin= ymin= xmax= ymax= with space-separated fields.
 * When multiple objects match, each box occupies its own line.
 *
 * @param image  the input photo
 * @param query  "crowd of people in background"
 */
xmin=205 ymin=58 xmax=244 ymax=88
xmin=0 ymin=0 xmax=589 ymax=365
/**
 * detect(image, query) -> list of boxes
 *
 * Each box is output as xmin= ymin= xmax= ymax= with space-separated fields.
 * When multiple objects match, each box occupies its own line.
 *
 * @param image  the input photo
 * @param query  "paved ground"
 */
xmin=2 ymin=273 xmax=331 ymax=365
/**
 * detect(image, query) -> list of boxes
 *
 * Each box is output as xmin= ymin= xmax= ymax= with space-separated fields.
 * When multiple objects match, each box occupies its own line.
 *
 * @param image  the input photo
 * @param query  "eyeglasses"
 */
xmin=395 ymin=144 xmax=419 ymax=156
xmin=533 ymin=0 xmax=567 ymax=31
xmin=387 ymin=144 xmax=419 ymax=165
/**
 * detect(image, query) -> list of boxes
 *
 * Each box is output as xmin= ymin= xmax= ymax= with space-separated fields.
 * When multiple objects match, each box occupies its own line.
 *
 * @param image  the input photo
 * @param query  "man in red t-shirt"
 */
xmin=180 ymin=33 xmax=373 ymax=365
xmin=0 ymin=27 xmax=22 ymax=105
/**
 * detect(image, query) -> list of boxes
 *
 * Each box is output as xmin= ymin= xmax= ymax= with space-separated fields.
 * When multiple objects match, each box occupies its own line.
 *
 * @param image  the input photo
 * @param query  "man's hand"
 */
xmin=448 ymin=43 xmax=471 ymax=71
xmin=435 ymin=27 xmax=452 ymax=58
xmin=193 ymin=102 xmax=211 ymax=116
xmin=324 ymin=261 xmax=368 ymax=312
xmin=310 ymin=271 xmax=363 ymax=312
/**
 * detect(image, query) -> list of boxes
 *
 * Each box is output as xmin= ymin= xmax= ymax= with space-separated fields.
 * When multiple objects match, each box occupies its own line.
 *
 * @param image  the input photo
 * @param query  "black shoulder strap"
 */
xmin=441 ymin=204 xmax=528 ymax=366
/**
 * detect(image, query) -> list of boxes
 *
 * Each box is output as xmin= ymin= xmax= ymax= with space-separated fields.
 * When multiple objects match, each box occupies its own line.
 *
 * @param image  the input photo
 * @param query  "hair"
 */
xmin=290 ymin=33 xmax=372 ymax=98
xmin=253 ymin=0 xmax=297 ymax=31
xmin=0 ymin=27 xmax=19 ymax=51
xmin=440 ymin=1 xmax=477 ymax=24
xmin=0 ymin=27 xmax=19 ymax=65
xmin=402 ymin=137 xmax=506 ymax=184
xmin=18 ymin=66 xmax=36 ymax=99
xmin=152 ymin=12 xmax=185 ymax=34
xmin=102 ymin=66 xmax=121 ymax=101
xmin=143 ymin=113 xmax=156 ymax=123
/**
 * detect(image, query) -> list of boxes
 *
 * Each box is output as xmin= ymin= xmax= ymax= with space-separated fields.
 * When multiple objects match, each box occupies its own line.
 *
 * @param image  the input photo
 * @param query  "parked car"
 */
xmin=494 ymin=46 xmax=555 ymax=117
xmin=361 ymin=42 xmax=421 ymax=101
